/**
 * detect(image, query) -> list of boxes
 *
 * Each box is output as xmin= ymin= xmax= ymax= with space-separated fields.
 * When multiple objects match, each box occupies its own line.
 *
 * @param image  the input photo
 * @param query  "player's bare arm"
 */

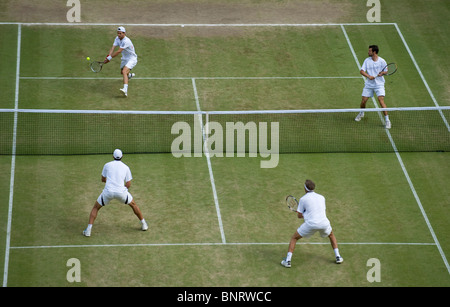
xmin=104 ymin=47 xmax=124 ymax=63
xmin=125 ymin=180 xmax=131 ymax=189
xmin=360 ymin=69 xmax=374 ymax=80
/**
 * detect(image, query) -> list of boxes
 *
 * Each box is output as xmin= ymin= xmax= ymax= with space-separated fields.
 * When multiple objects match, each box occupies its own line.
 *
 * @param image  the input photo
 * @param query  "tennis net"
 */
xmin=0 ymin=107 xmax=449 ymax=155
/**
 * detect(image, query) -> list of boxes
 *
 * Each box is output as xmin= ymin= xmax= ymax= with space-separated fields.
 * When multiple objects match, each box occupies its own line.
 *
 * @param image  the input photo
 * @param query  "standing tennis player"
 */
xmin=103 ymin=26 xmax=138 ymax=97
xmin=83 ymin=149 xmax=148 ymax=237
xmin=355 ymin=45 xmax=391 ymax=129
xmin=281 ymin=180 xmax=343 ymax=268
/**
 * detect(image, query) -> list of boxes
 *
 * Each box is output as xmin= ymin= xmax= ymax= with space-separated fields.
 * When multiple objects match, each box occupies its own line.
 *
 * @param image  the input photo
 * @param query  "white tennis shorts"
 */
xmin=121 ymin=57 xmax=137 ymax=70
xmin=97 ymin=189 xmax=133 ymax=206
xmin=297 ymin=222 xmax=332 ymax=238
xmin=362 ymin=85 xmax=385 ymax=98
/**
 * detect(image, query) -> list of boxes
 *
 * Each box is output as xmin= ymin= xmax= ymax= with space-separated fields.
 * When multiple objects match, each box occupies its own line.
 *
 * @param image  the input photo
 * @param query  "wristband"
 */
xmin=106 ymin=55 xmax=112 ymax=61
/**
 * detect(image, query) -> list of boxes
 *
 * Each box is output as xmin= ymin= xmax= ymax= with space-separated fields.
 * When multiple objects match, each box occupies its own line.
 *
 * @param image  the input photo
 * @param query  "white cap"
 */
xmin=113 ymin=149 xmax=123 ymax=160
xmin=117 ymin=26 xmax=126 ymax=33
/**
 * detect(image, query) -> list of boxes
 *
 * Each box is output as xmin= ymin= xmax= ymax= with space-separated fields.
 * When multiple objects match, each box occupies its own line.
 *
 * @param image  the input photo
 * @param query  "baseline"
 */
xmin=9 ymin=241 xmax=437 ymax=250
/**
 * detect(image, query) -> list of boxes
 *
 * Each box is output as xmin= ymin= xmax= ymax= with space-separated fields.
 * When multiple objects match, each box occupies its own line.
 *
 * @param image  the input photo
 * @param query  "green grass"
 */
xmin=1 ymin=0 xmax=449 ymax=287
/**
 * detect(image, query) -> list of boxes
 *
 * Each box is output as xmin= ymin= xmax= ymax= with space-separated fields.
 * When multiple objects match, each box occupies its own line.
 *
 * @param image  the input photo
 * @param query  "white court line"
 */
xmin=192 ymin=78 xmax=226 ymax=244
xmin=341 ymin=25 xmax=450 ymax=275
xmin=0 ymin=22 xmax=397 ymax=27
xmin=3 ymin=24 xmax=21 ymax=288
xmin=9 ymin=241 xmax=436 ymax=249
xmin=20 ymin=76 xmax=361 ymax=80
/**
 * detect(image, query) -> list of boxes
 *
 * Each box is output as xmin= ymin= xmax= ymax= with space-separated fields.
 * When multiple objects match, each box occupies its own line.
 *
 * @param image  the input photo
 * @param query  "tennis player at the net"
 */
xmin=355 ymin=44 xmax=391 ymax=129
xmin=83 ymin=149 xmax=148 ymax=237
xmin=281 ymin=180 xmax=343 ymax=268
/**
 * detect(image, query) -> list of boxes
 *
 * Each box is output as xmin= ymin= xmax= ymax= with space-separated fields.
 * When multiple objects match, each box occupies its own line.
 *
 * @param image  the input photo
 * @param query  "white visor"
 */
xmin=117 ymin=26 xmax=126 ymax=32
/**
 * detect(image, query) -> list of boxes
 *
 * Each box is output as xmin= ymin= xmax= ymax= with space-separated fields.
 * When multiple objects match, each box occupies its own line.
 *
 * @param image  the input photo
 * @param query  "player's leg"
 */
xmin=127 ymin=198 xmax=148 ymax=231
xmin=119 ymin=58 xmax=137 ymax=97
xmin=121 ymin=66 xmax=130 ymax=84
xmin=128 ymin=199 xmax=143 ymax=219
xmin=377 ymin=95 xmax=387 ymax=111
xmin=377 ymin=94 xmax=391 ymax=129
xmin=288 ymin=231 xmax=302 ymax=253
xmin=355 ymin=95 xmax=370 ymax=121
xmin=83 ymin=201 xmax=103 ymax=237
xmin=120 ymin=66 xmax=130 ymax=97
xmin=328 ymin=232 xmax=343 ymax=264
xmin=88 ymin=201 xmax=103 ymax=224
xmin=281 ymin=230 xmax=302 ymax=268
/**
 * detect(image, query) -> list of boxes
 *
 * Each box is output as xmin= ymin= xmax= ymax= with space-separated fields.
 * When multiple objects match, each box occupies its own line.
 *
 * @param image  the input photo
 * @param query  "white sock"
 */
xmin=86 ymin=224 xmax=92 ymax=231
xmin=140 ymin=219 xmax=146 ymax=224
xmin=123 ymin=84 xmax=128 ymax=91
xmin=385 ymin=115 xmax=389 ymax=121
xmin=286 ymin=252 xmax=293 ymax=262
xmin=334 ymin=248 xmax=340 ymax=257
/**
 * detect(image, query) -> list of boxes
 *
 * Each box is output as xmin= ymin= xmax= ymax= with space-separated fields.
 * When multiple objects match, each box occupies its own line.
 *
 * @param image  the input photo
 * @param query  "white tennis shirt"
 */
xmin=102 ymin=160 xmax=132 ymax=193
xmin=113 ymin=36 xmax=137 ymax=61
xmin=361 ymin=56 xmax=387 ymax=88
xmin=298 ymin=191 xmax=330 ymax=227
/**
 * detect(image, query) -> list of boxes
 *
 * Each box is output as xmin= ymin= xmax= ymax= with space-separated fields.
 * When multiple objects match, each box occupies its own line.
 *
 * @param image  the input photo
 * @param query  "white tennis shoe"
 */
xmin=128 ymin=72 xmax=135 ymax=79
xmin=385 ymin=119 xmax=391 ymax=129
xmin=355 ymin=111 xmax=364 ymax=122
xmin=82 ymin=228 xmax=91 ymax=237
xmin=120 ymin=88 xmax=128 ymax=97
xmin=336 ymin=256 xmax=344 ymax=264
xmin=141 ymin=220 xmax=149 ymax=231
xmin=281 ymin=258 xmax=291 ymax=268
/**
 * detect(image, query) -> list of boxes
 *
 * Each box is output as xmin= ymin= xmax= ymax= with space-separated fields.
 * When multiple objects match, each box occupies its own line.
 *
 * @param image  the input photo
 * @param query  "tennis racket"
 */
xmin=89 ymin=60 xmax=104 ymax=73
xmin=378 ymin=62 xmax=397 ymax=77
xmin=285 ymin=195 xmax=299 ymax=212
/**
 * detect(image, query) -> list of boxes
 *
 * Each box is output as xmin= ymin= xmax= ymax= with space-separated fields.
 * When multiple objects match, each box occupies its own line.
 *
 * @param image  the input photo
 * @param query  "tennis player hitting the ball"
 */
xmin=103 ymin=26 xmax=137 ymax=97
xmin=281 ymin=180 xmax=343 ymax=268
xmin=83 ymin=149 xmax=148 ymax=237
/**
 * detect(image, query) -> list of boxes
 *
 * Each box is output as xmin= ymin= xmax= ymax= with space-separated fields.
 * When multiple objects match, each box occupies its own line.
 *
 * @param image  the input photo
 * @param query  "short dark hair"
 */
xmin=369 ymin=45 xmax=379 ymax=54
xmin=305 ymin=179 xmax=315 ymax=191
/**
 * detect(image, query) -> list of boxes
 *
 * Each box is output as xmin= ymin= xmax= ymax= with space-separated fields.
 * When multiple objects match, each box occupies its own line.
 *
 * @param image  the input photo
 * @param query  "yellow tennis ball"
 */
xmin=86 ymin=57 xmax=90 ymax=61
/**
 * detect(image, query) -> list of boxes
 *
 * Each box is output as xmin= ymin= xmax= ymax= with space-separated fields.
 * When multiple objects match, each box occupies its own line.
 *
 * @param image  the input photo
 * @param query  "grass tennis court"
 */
xmin=1 ymin=0 xmax=449 ymax=287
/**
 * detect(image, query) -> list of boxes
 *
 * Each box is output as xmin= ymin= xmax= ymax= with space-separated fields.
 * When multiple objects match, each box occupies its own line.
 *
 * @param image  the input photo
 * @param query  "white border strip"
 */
xmin=3 ymin=24 xmax=21 ymax=288
xmin=341 ymin=25 xmax=450 ymax=275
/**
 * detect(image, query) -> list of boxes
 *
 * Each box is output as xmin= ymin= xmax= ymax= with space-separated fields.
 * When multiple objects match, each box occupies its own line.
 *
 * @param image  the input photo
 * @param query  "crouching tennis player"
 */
xmin=83 ymin=149 xmax=148 ymax=237
xmin=281 ymin=180 xmax=343 ymax=268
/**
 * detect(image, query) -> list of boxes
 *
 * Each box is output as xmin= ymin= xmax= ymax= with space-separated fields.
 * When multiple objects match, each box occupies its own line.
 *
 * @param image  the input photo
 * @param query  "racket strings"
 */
xmin=286 ymin=196 xmax=298 ymax=211
xmin=90 ymin=61 xmax=102 ymax=73
xmin=385 ymin=63 xmax=398 ymax=75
